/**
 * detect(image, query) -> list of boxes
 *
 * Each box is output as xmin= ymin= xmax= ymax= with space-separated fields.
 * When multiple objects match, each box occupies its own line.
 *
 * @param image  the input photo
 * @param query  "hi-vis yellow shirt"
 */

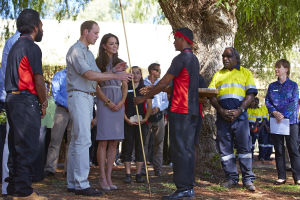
xmin=248 ymin=105 xmax=269 ymax=123
xmin=208 ymin=66 xmax=257 ymax=110
xmin=259 ymin=105 xmax=269 ymax=121
xmin=247 ymin=108 xmax=258 ymax=123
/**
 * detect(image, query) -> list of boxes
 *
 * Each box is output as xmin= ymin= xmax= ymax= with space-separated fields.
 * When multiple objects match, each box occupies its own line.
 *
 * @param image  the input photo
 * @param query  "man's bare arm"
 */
xmin=143 ymin=73 xmax=174 ymax=99
xmin=134 ymin=73 xmax=174 ymax=105
xmin=240 ymin=94 xmax=255 ymax=111
xmin=34 ymin=74 xmax=48 ymax=116
xmin=83 ymin=70 xmax=132 ymax=82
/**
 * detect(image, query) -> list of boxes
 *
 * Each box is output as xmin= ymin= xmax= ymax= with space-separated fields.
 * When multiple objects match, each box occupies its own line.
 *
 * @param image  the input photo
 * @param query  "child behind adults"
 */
xmin=122 ymin=66 xmax=152 ymax=183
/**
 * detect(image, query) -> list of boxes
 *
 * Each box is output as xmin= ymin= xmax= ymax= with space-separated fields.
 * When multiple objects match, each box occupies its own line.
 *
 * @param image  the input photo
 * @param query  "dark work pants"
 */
xmin=251 ymin=131 xmax=259 ymax=156
xmin=216 ymin=117 xmax=255 ymax=184
xmin=0 ymin=102 xmax=6 ymax=180
xmin=6 ymin=93 xmax=41 ymax=197
xmin=31 ymin=126 xmax=46 ymax=182
xmin=122 ymin=123 xmax=147 ymax=162
xmin=169 ymin=112 xmax=198 ymax=191
xmin=271 ymin=124 xmax=300 ymax=181
xmin=90 ymin=126 xmax=98 ymax=165
xmin=258 ymin=126 xmax=273 ymax=160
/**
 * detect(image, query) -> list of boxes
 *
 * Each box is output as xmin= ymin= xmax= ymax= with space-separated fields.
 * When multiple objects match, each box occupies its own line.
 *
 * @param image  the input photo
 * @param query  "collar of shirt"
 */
xmin=77 ymin=40 xmax=89 ymax=50
xmin=222 ymin=64 xmax=240 ymax=71
xmin=275 ymin=77 xmax=290 ymax=85
xmin=182 ymin=48 xmax=192 ymax=52
xmin=144 ymin=76 xmax=159 ymax=86
xmin=20 ymin=34 xmax=34 ymax=41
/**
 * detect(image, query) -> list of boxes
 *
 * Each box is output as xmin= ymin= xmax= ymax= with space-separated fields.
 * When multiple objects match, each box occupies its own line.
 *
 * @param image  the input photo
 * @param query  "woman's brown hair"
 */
xmin=275 ymin=59 xmax=290 ymax=76
xmin=95 ymin=33 xmax=122 ymax=72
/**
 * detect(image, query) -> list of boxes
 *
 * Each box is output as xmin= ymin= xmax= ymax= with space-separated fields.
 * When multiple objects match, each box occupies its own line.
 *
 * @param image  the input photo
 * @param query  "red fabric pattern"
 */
xmin=200 ymin=103 xmax=203 ymax=118
xmin=170 ymin=67 xmax=189 ymax=114
xmin=18 ymin=56 xmax=37 ymax=95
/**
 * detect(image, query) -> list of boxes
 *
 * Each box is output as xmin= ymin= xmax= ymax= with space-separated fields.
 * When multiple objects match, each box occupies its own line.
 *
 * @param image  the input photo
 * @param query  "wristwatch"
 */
xmin=104 ymin=99 xmax=111 ymax=106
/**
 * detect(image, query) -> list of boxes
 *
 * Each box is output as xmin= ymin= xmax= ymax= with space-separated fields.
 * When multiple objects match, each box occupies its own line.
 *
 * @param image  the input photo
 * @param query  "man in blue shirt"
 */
xmin=0 ymin=31 xmax=21 ymax=104
xmin=44 ymin=68 xmax=72 ymax=177
xmin=144 ymin=63 xmax=168 ymax=176
xmin=0 ymin=31 xmax=20 ymax=195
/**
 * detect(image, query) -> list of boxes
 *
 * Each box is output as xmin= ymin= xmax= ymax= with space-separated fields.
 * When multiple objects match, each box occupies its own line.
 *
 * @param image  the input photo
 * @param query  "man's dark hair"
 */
xmin=226 ymin=47 xmax=241 ymax=65
xmin=17 ymin=9 xmax=41 ymax=34
xmin=80 ymin=20 xmax=98 ymax=35
xmin=148 ymin=63 xmax=160 ymax=73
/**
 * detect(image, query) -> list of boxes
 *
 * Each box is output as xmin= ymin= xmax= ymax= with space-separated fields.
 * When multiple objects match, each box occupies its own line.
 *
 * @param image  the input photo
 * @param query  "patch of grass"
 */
xmin=257 ymin=183 xmax=300 ymax=193
xmin=207 ymin=185 xmax=229 ymax=192
xmin=133 ymin=185 xmax=148 ymax=191
xmin=256 ymin=184 xmax=274 ymax=191
xmin=276 ymin=185 xmax=300 ymax=192
xmin=50 ymin=179 xmax=66 ymax=185
xmin=150 ymin=186 xmax=174 ymax=193
xmin=161 ymin=182 xmax=176 ymax=191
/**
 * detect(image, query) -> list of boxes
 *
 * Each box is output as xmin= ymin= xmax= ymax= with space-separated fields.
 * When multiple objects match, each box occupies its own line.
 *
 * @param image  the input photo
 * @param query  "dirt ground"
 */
xmin=2 ymin=157 xmax=299 ymax=200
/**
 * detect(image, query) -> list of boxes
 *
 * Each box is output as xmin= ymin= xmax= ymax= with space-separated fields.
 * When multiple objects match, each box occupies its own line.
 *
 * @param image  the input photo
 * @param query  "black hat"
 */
xmin=174 ymin=27 xmax=193 ymax=45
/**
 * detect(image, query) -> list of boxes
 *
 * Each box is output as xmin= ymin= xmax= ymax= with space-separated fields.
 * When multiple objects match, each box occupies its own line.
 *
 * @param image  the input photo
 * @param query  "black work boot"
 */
xmin=136 ymin=174 xmax=145 ymax=183
xmin=123 ymin=174 xmax=132 ymax=183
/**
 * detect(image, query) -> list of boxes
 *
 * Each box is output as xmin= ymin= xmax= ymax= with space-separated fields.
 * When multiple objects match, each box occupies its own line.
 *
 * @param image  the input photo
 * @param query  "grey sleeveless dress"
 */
xmin=96 ymin=60 xmax=124 ymax=140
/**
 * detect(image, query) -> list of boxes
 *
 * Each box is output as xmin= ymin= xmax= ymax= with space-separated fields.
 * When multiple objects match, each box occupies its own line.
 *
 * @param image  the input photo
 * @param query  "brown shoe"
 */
xmin=12 ymin=192 xmax=48 ymax=200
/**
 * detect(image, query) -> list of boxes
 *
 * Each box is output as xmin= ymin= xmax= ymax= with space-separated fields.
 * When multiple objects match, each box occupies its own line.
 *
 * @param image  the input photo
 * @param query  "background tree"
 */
xmin=158 ymin=0 xmax=300 ymax=176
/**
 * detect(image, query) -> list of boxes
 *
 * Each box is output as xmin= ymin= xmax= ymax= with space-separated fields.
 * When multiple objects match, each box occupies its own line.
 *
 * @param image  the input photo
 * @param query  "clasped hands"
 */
xmin=219 ymin=107 xmax=242 ymax=122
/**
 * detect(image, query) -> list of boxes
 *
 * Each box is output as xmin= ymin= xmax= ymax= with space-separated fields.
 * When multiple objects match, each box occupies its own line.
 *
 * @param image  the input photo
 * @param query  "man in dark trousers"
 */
xmin=134 ymin=27 xmax=200 ymax=199
xmin=5 ymin=9 xmax=48 ymax=199
xmin=208 ymin=47 xmax=257 ymax=191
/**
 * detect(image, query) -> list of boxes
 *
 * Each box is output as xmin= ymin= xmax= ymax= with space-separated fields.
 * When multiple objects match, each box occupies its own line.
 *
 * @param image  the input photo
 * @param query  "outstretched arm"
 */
xmin=134 ymin=73 xmax=174 ymax=105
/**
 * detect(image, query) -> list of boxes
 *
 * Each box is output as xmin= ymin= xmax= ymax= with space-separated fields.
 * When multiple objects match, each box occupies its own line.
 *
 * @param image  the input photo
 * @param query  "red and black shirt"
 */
xmin=167 ymin=48 xmax=200 ymax=116
xmin=5 ymin=35 xmax=43 ymax=95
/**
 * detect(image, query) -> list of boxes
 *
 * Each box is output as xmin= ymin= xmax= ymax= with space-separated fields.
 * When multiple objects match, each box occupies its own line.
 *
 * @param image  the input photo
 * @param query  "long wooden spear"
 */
xmin=118 ymin=0 xmax=152 ymax=197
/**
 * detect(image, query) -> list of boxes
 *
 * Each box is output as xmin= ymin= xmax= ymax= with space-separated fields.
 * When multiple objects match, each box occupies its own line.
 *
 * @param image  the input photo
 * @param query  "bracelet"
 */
xmin=104 ymin=99 xmax=111 ymax=106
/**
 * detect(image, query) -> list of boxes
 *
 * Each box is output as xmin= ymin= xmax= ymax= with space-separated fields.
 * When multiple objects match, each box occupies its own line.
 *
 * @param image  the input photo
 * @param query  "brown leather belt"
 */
xmin=7 ymin=90 xmax=31 ymax=95
xmin=68 ymin=89 xmax=96 ymax=96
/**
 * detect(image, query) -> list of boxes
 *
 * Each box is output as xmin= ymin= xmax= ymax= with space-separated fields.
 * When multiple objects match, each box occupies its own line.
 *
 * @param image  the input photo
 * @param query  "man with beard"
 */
xmin=208 ymin=47 xmax=257 ymax=191
xmin=5 ymin=9 xmax=48 ymax=199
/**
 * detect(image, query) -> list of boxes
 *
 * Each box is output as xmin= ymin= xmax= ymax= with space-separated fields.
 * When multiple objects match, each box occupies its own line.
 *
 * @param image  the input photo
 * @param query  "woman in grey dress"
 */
xmin=95 ymin=33 xmax=128 ymax=190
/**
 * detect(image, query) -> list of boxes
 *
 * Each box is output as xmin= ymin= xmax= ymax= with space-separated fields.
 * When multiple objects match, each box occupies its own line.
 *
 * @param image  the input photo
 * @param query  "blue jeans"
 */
xmin=67 ymin=91 xmax=93 ymax=190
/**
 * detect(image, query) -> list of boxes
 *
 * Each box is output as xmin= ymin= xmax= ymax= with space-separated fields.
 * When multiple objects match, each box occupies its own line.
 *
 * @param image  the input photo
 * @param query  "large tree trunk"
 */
xmin=158 ymin=0 xmax=237 ymax=177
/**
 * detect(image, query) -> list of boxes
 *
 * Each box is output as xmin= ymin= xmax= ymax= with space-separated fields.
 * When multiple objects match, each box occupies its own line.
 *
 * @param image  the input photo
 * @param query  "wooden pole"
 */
xmin=118 ymin=0 xmax=152 ymax=197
